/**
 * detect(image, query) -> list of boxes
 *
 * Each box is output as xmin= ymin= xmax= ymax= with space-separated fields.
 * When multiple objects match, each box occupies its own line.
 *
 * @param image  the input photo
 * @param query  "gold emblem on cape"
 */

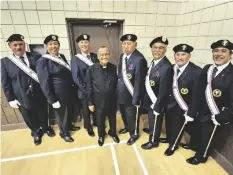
xmin=83 ymin=34 xmax=87 ymax=39
xmin=150 ymin=80 xmax=155 ymax=86
xmin=127 ymin=73 xmax=132 ymax=79
xmin=222 ymin=40 xmax=228 ymax=46
xmin=181 ymin=88 xmax=188 ymax=95
xmin=52 ymin=35 xmax=56 ymax=40
xmin=182 ymin=45 xmax=187 ymax=51
xmin=127 ymin=35 xmax=132 ymax=40
xmin=162 ymin=36 xmax=167 ymax=42
xmin=213 ymin=89 xmax=222 ymax=97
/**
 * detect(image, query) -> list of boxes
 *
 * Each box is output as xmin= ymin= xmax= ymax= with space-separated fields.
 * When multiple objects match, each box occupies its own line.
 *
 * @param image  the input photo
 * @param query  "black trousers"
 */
xmin=165 ymin=107 xmax=185 ymax=147
xmin=80 ymin=99 xmax=96 ymax=130
xmin=120 ymin=104 xmax=140 ymax=136
xmin=19 ymin=102 xmax=49 ymax=136
xmin=148 ymin=108 xmax=164 ymax=142
xmin=95 ymin=106 xmax=117 ymax=137
xmin=192 ymin=120 xmax=223 ymax=159
xmin=53 ymin=104 xmax=73 ymax=135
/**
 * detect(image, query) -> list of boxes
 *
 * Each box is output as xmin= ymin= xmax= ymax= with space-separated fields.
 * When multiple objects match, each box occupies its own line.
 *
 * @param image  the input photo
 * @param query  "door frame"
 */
xmin=66 ymin=18 xmax=124 ymax=57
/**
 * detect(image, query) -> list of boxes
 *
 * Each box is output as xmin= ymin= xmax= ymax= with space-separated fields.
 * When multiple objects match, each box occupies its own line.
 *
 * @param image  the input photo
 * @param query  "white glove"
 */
xmin=9 ymin=100 xmax=21 ymax=108
xmin=211 ymin=116 xmax=220 ymax=126
xmin=52 ymin=101 xmax=61 ymax=109
xmin=153 ymin=111 xmax=160 ymax=116
xmin=184 ymin=114 xmax=194 ymax=122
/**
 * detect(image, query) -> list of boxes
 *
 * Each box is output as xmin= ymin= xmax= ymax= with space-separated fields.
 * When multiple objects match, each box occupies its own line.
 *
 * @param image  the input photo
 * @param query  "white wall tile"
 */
xmin=155 ymin=27 xmax=165 ymax=36
xmin=78 ymin=12 xmax=90 ymax=18
xmin=11 ymin=11 xmax=26 ymax=24
xmin=135 ymin=14 xmax=146 ymax=25
xmin=192 ymin=11 xmax=203 ymax=24
xmin=209 ymin=21 xmax=223 ymax=36
xmin=178 ymin=2 xmax=187 ymax=15
xmin=201 ymin=7 xmax=214 ymax=23
xmin=90 ymin=1 xmax=102 ymax=12
xmin=157 ymin=2 xmax=167 ymax=14
xmin=125 ymin=1 xmax=136 ymax=13
xmin=124 ymin=26 xmax=136 ymax=34
xmin=144 ymin=26 xmax=155 ymax=37
xmin=183 ymin=13 xmax=192 ymax=25
xmin=113 ymin=13 xmax=125 ymax=20
xmin=204 ymin=0 xmax=216 ymax=8
xmin=65 ymin=12 xmax=78 ymax=18
xmin=77 ymin=1 xmax=89 ymax=12
xmin=134 ymin=26 xmax=146 ymax=37
xmin=50 ymin=1 xmax=64 ymax=10
xmin=185 ymin=1 xmax=195 ymax=13
xmin=63 ymin=1 xmax=77 ymax=11
xmin=60 ymin=49 xmax=71 ymax=60
xmin=1 ymin=10 xmax=13 ymax=24
xmin=36 ymin=1 xmax=50 ymax=10
xmin=38 ymin=11 xmax=53 ymax=24
xmin=1 ymin=52 xmax=9 ymax=58
xmin=146 ymin=14 xmax=156 ymax=26
xmin=102 ymin=1 xmax=113 ymax=12
xmin=1 ymin=25 xmax=15 ymax=39
xmin=27 ymin=25 xmax=43 ymax=37
xmin=212 ymin=3 xmax=228 ymax=21
xmin=137 ymin=1 xmax=148 ymax=13
xmin=182 ymin=25 xmax=190 ymax=37
xmin=194 ymin=1 xmax=204 ymax=11
xmin=52 ymin=11 xmax=65 ymax=24
xmin=114 ymin=2 xmax=125 ymax=13
xmin=90 ymin=12 xmax=102 ymax=19
xmin=102 ymin=13 xmax=113 ymax=19
xmin=198 ymin=22 xmax=210 ymax=36
xmin=189 ymin=24 xmax=199 ymax=36
xmin=225 ymin=2 xmax=233 ymax=19
xmin=156 ymin=15 xmax=166 ymax=26
xmin=167 ymin=2 xmax=178 ymax=14
xmin=54 ymin=25 xmax=68 ymax=37
xmin=164 ymin=27 xmax=176 ymax=37
xmin=30 ymin=38 xmax=44 ymax=44
xmin=8 ymin=1 xmax=22 ymax=9
xmin=22 ymin=1 xmax=37 ymax=10
xmin=1 ymin=39 xmax=8 ymax=52
xmin=41 ymin=25 xmax=55 ymax=37
xmin=124 ymin=14 xmax=136 ymax=25
xmin=24 ymin=11 xmax=40 ymax=24
xmin=1 ymin=1 xmax=8 ymax=9
xmin=147 ymin=1 xmax=157 ymax=14
xmin=175 ymin=15 xmax=183 ymax=26
xmin=222 ymin=19 xmax=233 ymax=36
xmin=166 ymin=15 xmax=175 ymax=26
xmin=14 ymin=25 xmax=29 ymax=38
xmin=195 ymin=37 xmax=207 ymax=49
xmin=59 ymin=38 xmax=69 ymax=50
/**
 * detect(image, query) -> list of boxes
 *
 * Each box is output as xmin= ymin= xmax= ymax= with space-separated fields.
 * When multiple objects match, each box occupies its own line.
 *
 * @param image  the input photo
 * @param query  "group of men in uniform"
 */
xmin=1 ymin=32 xmax=233 ymax=165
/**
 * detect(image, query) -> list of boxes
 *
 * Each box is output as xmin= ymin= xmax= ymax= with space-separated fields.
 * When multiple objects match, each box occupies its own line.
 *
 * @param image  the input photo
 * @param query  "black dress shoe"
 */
xmin=159 ymin=138 xmax=169 ymax=143
xmin=143 ymin=128 xmax=150 ymax=134
xmin=141 ymin=141 xmax=159 ymax=150
xmin=62 ymin=135 xmax=74 ymax=142
xmin=98 ymin=137 xmax=104 ymax=146
xmin=88 ymin=129 xmax=95 ymax=137
xmin=164 ymin=148 xmax=175 ymax=156
xmin=127 ymin=135 xmax=139 ymax=145
xmin=186 ymin=156 xmax=208 ymax=165
xmin=119 ymin=128 xmax=128 ymax=134
xmin=43 ymin=127 xmax=55 ymax=137
xmin=108 ymin=131 xmax=120 ymax=143
xmin=34 ymin=135 xmax=42 ymax=145
xmin=180 ymin=143 xmax=191 ymax=150
xmin=70 ymin=125 xmax=81 ymax=131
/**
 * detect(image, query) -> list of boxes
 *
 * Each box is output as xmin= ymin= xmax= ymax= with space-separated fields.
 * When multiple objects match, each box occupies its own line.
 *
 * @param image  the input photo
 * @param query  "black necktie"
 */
xmin=212 ymin=67 xmax=218 ymax=78
xmin=87 ymin=55 xmax=91 ymax=61
xmin=125 ymin=57 xmax=128 ymax=64
xmin=177 ymin=69 xmax=180 ymax=76
xmin=20 ymin=56 xmax=27 ymax=66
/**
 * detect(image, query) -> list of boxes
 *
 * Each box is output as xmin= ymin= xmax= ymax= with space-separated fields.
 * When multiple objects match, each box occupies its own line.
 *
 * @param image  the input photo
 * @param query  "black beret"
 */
xmin=211 ymin=40 xmax=233 ymax=51
xmin=150 ymin=36 xmax=168 ymax=47
xmin=6 ymin=34 xmax=24 ymax=42
xmin=120 ymin=34 xmax=137 ymax=42
xmin=76 ymin=34 xmax=90 ymax=43
xmin=44 ymin=35 xmax=59 ymax=44
xmin=173 ymin=44 xmax=194 ymax=53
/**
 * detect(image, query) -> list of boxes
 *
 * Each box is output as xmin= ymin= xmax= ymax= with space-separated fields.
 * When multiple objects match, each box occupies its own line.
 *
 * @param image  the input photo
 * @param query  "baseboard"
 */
xmin=1 ymin=123 xmax=27 ymax=131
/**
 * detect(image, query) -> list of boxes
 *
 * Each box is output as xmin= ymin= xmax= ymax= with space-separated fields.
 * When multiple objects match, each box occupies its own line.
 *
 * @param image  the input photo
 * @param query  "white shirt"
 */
xmin=15 ymin=52 xmax=29 ymax=67
xmin=81 ymin=51 xmax=91 ymax=58
xmin=176 ymin=61 xmax=190 ymax=78
xmin=152 ymin=56 xmax=165 ymax=67
xmin=215 ymin=60 xmax=231 ymax=77
xmin=123 ymin=50 xmax=135 ymax=60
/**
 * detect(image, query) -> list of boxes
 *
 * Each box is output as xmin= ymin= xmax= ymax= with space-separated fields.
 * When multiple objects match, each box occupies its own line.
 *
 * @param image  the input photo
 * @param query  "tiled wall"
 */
xmin=1 ymin=0 xmax=233 ymax=67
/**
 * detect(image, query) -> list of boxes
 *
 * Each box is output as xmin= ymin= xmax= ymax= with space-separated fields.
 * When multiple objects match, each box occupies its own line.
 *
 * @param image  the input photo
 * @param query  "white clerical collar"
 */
xmin=81 ymin=51 xmax=90 ymax=57
xmin=215 ymin=60 xmax=231 ymax=73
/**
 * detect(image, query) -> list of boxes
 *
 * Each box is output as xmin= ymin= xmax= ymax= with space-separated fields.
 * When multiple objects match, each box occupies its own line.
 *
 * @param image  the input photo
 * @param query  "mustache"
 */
xmin=16 ymin=49 xmax=22 ymax=51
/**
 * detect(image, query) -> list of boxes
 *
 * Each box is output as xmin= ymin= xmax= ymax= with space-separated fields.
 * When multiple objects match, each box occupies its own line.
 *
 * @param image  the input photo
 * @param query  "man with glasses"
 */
xmin=141 ymin=36 xmax=173 ymax=150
